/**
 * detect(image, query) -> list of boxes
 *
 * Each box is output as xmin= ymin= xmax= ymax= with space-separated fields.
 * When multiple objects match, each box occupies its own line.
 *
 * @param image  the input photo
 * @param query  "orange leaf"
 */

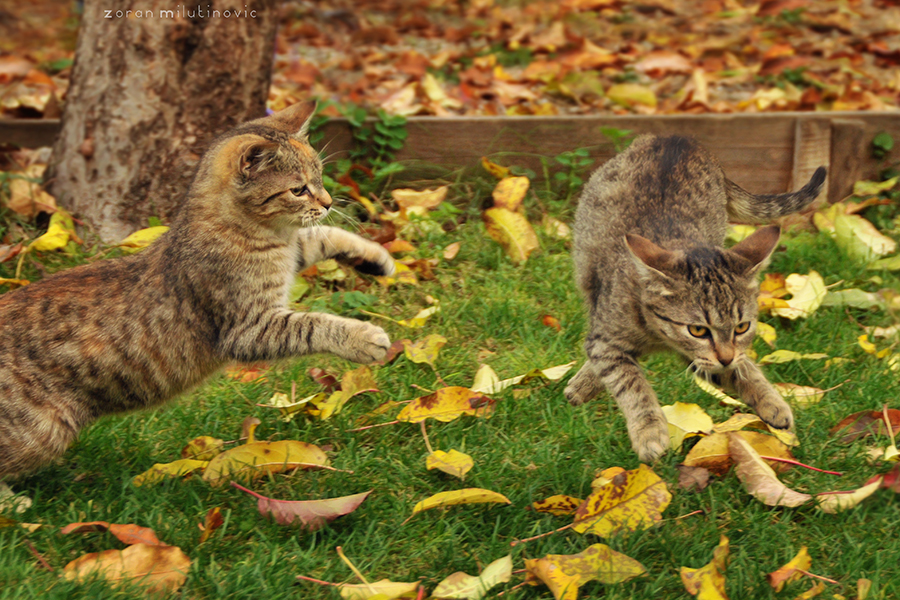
xmin=63 ymin=543 xmax=191 ymax=594
xmin=60 ymin=522 xmax=164 ymax=546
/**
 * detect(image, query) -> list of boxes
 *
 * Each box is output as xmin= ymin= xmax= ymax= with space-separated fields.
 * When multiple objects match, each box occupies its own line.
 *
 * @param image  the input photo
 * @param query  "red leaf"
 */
xmin=231 ymin=482 xmax=371 ymax=530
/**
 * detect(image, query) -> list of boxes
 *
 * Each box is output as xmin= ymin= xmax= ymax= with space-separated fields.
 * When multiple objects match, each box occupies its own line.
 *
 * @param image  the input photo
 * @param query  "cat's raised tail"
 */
xmin=725 ymin=166 xmax=827 ymax=223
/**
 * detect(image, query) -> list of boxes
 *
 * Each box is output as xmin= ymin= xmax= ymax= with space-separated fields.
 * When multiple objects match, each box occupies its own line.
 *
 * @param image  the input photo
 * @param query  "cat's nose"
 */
xmin=317 ymin=189 xmax=333 ymax=209
xmin=716 ymin=347 xmax=734 ymax=367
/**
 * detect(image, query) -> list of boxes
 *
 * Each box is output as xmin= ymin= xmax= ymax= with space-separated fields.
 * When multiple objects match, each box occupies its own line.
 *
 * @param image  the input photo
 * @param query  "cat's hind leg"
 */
xmin=297 ymin=226 xmax=395 ymax=276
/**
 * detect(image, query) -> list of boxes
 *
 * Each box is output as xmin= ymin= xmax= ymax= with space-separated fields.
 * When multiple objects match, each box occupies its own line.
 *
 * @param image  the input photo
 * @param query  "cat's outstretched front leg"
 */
xmin=297 ymin=226 xmax=395 ymax=276
xmin=567 ymin=350 xmax=669 ymax=463
xmin=723 ymin=361 xmax=794 ymax=431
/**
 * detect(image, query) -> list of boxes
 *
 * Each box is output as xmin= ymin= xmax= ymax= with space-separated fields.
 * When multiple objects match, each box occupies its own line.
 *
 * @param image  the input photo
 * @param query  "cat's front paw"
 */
xmin=754 ymin=392 xmax=794 ymax=430
xmin=630 ymin=418 xmax=669 ymax=463
xmin=564 ymin=366 xmax=602 ymax=406
xmin=354 ymin=244 xmax=396 ymax=277
xmin=339 ymin=321 xmax=391 ymax=364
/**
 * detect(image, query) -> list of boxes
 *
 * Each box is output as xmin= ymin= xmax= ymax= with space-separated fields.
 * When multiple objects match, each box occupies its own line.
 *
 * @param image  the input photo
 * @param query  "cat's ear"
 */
xmin=238 ymin=138 xmax=280 ymax=179
xmin=625 ymin=234 xmax=677 ymax=278
xmin=729 ymin=225 xmax=780 ymax=274
xmin=268 ymin=100 xmax=317 ymax=139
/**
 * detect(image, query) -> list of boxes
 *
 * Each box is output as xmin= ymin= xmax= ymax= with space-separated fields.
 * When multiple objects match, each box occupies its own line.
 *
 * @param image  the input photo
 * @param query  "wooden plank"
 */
xmin=792 ymin=118 xmax=831 ymax=205
xmin=829 ymin=118 xmax=868 ymax=203
xmin=0 ymin=119 xmax=61 ymax=148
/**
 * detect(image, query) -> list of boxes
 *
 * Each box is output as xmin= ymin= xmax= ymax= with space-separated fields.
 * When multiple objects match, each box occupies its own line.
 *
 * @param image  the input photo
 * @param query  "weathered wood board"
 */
xmin=3 ymin=111 xmax=900 ymax=201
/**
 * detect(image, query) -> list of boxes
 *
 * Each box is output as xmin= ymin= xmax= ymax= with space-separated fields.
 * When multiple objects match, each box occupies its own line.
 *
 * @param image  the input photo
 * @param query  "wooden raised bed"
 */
xmin=3 ymin=111 xmax=899 ymax=203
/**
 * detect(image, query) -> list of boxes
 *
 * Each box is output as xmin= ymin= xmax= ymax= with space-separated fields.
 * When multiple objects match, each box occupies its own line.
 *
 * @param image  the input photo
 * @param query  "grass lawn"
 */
xmin=1 ymin=155 xmax=900 ymax=600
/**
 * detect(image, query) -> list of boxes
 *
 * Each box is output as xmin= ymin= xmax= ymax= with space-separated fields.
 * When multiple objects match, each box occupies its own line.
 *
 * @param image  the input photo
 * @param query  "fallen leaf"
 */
xmin=307 ymin=366 xmax=379 ymax=420
xmin=432 ymin=554 xmax=513 ymax=600
xmin=607 ymin=83 xmax=658 ymax=109
xmin=397 ymin=305 xmax=441 ymax=328
xmin=680 ymin=535 xmax=729 ymax=599
xmin=470 ymin=361 xmax=575 ymax=395
xmin=29 ymin=211 xmax=73 ymax=253
xmin=815 ymin=476 xmax=883 ymax=514
xmin=481 ymin=157 xmax=511 ymax=179
xmin=853 ymin=176 xmax=899 ymax=196
xmin=443 ymin=242 xmax=461 ymax=260
xmin=0 ymin=277 xmax=30 ymax=289
xmin=685 ymin=431 xmax=794 ymax=476
xmin=590 ymin=466 xmax=626 ymax=490
xmin=770 ymin=272 xmax=826 ymax=320
xmin=426 ymin=449 xmax=474 ymax=480
xmin=541 ymin=215 xmax=572 ymax=240
xmin=767 ymin=547 xmax=811 ymax=592
xmin=794 ymin=581 xmax=826 ymax=599
xmin=729 ymin=433 xmax=811 ymax=507
xmin=391 ymin=186 xmax=448 ymax=210
xmin=525 ymin=543 xmax=647 ymax=600
xmin=693 ymin=374 xmax=748 ymax=408
xmin=661 ymin=402 xmax=714 ymax=449
xmin=232 ymin=482 xmax=371 ymax=530
xmin=774 ymin=384 xmax=826 ymax=407
xmin=858 ymin=334 xmax=892 ymax=359
xmin=261 ymin=391 xmax=325 ymax=422
xmin=116 ymin=226 xmax=169 ymax=254
xmin=758 ymin=351 xmax=829 ymax=364
xmin=531 ymin=495 xmax=584 ymax=516
xmin=131 ymin=459 xmax=209 ymax=486
xmin=831 ymin=409 xmax=900 ymax=443
xmin=202 ymin=439 xmax=330 ymax=486
xmin=410 ymin=488 xmax=511 ymax=517
xmin=572 ymin=464 xmax=672 ymax=537
xmin=198 ymin=507 xmax=223 ymax=543
xmin=677 ymin=465 xmax=711 ymax=491
xmin=397 ymin=387 xmax=495 ymax=423
xmin=483 ymin=207 xmax=540 ymax=264
xmin=491 ymin=176 xmax=530 ymax=211
xmin=834 ymin=211 xmax=898 ymax=262
xmin=223 ymin=363 xmax=269 ymax=383
xmin=712 ymin=414 xmax=798 ymax=447
xmin=337 ymin=579 xmax=419 ymax=600
xmin=60 ymin=522 xmax=164 ymax=546
xmin=756 ymin=322 xmax=777 ymax=346
xmin=63 ymin=543 xmax=191 ymax=595
xmin=868 ymin=255 xmax=900 ymax=271
xmin=403 ymin=334 xmax=447 ymax=367
xmin=383 ymin=239 xmax=416 ymax=254
xmin=542 ymin=315 xmax=562 ymax=331
xmin=180 ymin=436 xmax=225 ymax=461
xmin=5 ymin=176 xmax=57 ymax=217
xmin=375 ymin=261 xmax=418 ymax=287
xmin=822 ymin=289 xmax=886 ymax=310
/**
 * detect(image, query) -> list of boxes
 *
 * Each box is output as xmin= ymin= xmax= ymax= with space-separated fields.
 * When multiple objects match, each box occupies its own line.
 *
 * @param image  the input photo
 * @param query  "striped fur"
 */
xmin=566 ymin=135 xmax=825 ymax=462
xmin=0 ymin=101 xmax=394 ymax=478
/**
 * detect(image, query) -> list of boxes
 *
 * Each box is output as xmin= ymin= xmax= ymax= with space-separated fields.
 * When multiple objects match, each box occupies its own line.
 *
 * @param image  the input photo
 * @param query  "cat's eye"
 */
xmin=688 ymin=325 xmax=710 ymax=338
xmin=291 ymin=186 xmax=309 ymax=197
xmin=734 ymin=322 xmax=751 ymax=335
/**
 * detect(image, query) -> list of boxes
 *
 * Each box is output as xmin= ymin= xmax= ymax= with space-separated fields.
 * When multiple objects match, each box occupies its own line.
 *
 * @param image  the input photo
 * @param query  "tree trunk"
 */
xmin=48 ymin=0 xmax=278 ymax=242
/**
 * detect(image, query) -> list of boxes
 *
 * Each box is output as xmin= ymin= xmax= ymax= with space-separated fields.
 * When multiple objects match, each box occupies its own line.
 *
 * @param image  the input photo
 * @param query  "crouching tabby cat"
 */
xmin=0 ymin=101 xmax=394 ymax=479
xmin=566 ymin=135 xmax=825 ymax=462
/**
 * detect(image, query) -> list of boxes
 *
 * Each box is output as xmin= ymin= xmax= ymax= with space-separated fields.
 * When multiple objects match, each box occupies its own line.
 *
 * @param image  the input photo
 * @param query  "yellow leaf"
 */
xmin=572 ymin=464 xmax=672 ymax=537
xmin=661 ymin=402 xmax=714 ymax=449
xmin=64 ymin=543 xmax=191 ymax=595
xmin=680 ymin=535 xmax=729 ymax=599
xmin=426 ymin=449 xmax=474 ymax=480
xmin=767 ymin=547 xmax=811 ymax=592
xmin=396 ymin=387 xmax=495 ymax=423
xmin=815 ymin=476 xmax=883 ymax=514
xmin=834 ymin=211 xmax=897 ymax=262
xmin=443 ymin=241 xmax=461 ymax=260
xmin=432 ymin=555 xmax=512 ymax=600
xmin=531 ymin=495 xmax=584 ymax=516
xmin=491 ymin=176 xmax=530 ymax=211
xmin=858 ymin=334 xmax=892 ymax=359
xmin=0 ymin=278 xmax=29 ymax=289
xmin=607 ymin=83 xmax=658 ymax=108
xmin=315 ymin=258 xmax=347 ymax=282
xmin=411 ymin=488 xmax=511 ymax=516
xmin=471 ymin=364 xmax=501 ymax=394
xmin=774 ymin=383 xmax=826 ymax=407
xmin=692 ymin=374 xmax=747 ymax=408
xmin=202 ymin=440 xmax=330 ymax=486
xmin=726 ymin=224 xmax=757 ymax=243
xmin=391 ymin=185 xmax=448 ymax=210
xmin=116 ymin=226 xmax=169 ymax=254
xmin=758 ymin=350 xmax=828 ymax=364
xmin=794 ymin=582 xmax=826 ymax=599
xmin=397 ymin=305 xmax=440 ymax=328
xmin=29 ymin=212 xmax=71 ymax=252
xmin=853 ymin=176 xmax=899 ymax=196
xmin=337 ymin=579 xmax=420 ymax=600
xmin=471 ymin=362 xmax=575 ymax=394
xmin=481 ymin=157 xmax=511 ymax=180
xmin=180 ymin=436 xmax=225 ymax=461
xmin=771 ymin=271 xmax=826 ymax=320
xmin=307 ymin=366 xmax=379 ymax=420
xmin=375 ymin=261 xmax=418 ymax=287
xmin=260 ymin=391 xmax=325 ymax=422
xmin=525 ymin=543 xmax=647 ymax=600
xmin=131 ymin=459 xmax=209 ymax=486
xmin=756 ymin=322 xmax=777 ymax=346
xmin=402 ymin=334 xmax=447 ymax=367
xmin=591 ymin=466 xmax=626 ymax=490
xmin=483 ymin=207 xmax=540 ymax=263
xmin=685 ymin=430 xmax=795 ymax=476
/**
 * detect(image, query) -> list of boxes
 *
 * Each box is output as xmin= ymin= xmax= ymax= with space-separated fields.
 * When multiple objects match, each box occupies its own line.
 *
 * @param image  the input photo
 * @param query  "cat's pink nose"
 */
xmin=317 ymin=190 xmax=333 ymax=209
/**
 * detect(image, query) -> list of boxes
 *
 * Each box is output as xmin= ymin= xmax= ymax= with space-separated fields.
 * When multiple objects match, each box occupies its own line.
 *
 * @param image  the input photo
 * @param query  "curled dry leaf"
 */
xmin=815 ymin=476 xmax=883 ymax=514
xmin=525 ymin=543 xmax=647 ymax=600
xmin=261 ymin=391 xmax=324 ymax=422
xmin=680 ymin=535 xmax=729 ymax=599
xmin=687 ymin=430 xmax=794 ymax=476
xmin=64 ymin=544 xmax=191 ymax=595
xmin=728 ymin=433 xmax=811 ymax=507
xmin=198 ymin=507 xmax=224 ymax=544
xmin=61 ymin=522 xmax=163 ymax=546
xmin=232 ymin=482 xmax=371 ymax=530
xmin=397 ymin=387 xmax=495 ymax=423
xmin=661 ymin=402 xmax=714 ymax=449
xmin=531 ymin=495 xmax=584 ymax=516
xmin=830 ymin=409 xmax=900 ymax=443
xmin=432 ymin=554 xmax=513 ymax=600
xmin=391 ymin=185 xmax=449 ymax=210
xmin=767 ymin=546 xmax=811 ymax=592
xmin=410 ymin=488 xmax=511 ymax=517
xmin=202 ymin=439 xmax=330 ymax=487
xmin=572 ymin=464 xmax=672 ymax=538
xmin=426 ymin=449 xmax=474 ymax=480
xmin=131 ymin=459 xmax=209 ymax=487
xmin=677 ymin=465 xmax=711 ymax=492
xmin=481 ymin=157 xmax=511 ymax=180
xmin=337 ymin=579 xmax=419 ymax=600
xmin=397 ymin=305 xmax=441 ymax=328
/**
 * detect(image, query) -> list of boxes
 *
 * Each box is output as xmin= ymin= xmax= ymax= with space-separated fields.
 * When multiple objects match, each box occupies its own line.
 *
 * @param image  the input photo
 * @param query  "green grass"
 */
xmin=2 ymin=175 xmax=900 ymax=600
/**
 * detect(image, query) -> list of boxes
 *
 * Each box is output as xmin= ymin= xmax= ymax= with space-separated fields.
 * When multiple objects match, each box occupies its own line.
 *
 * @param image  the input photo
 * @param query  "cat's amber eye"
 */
xmin=734 ymin=322 xmax=751 ymax=335
xmin=688 ymin=325 xmax=710 ymax=338
xmin=291 ymin=186 xmax=309 ymax=197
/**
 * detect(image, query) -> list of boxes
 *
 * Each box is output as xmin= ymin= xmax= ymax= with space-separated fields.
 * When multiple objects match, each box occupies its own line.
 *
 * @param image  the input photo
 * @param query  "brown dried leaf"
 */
xmin=728 ymin=433 xmax=811 ymax=507
xmin=232 ymin=483 xmax=371 ymax=530
xmin=63 ymin=543 xmax=191 ymax=595
xmin=60 ymin=522 xmax=164 ymax=547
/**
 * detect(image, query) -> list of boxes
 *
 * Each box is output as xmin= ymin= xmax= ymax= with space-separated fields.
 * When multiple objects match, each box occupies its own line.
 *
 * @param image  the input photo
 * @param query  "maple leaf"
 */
xmin=572 ymin=464 xmax=672 ymax=537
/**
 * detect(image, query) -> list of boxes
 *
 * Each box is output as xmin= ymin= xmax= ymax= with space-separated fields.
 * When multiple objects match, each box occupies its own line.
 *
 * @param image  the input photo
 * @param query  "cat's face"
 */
xmin=201 ymin=101 xmax=332 ymax=230
xmin=626 ymin=226 xmax=780 ymax=374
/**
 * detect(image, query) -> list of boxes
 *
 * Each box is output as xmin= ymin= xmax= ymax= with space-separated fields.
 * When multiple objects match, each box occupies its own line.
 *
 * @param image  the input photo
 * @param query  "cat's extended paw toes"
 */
xmin=564 ymin=369 xmax=602 ymax=406
xmin=343 ymin=322 xmax=390 ymax=364
xmin=632 ymin=422 xmax=669 ymax=463
xmin=754 ymin=396 xmax=794 ymax=430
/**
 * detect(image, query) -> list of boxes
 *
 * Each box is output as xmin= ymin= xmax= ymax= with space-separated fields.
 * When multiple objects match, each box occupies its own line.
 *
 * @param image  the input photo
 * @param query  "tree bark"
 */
xmin=48 ymin=0 xmax=278 ymax=242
